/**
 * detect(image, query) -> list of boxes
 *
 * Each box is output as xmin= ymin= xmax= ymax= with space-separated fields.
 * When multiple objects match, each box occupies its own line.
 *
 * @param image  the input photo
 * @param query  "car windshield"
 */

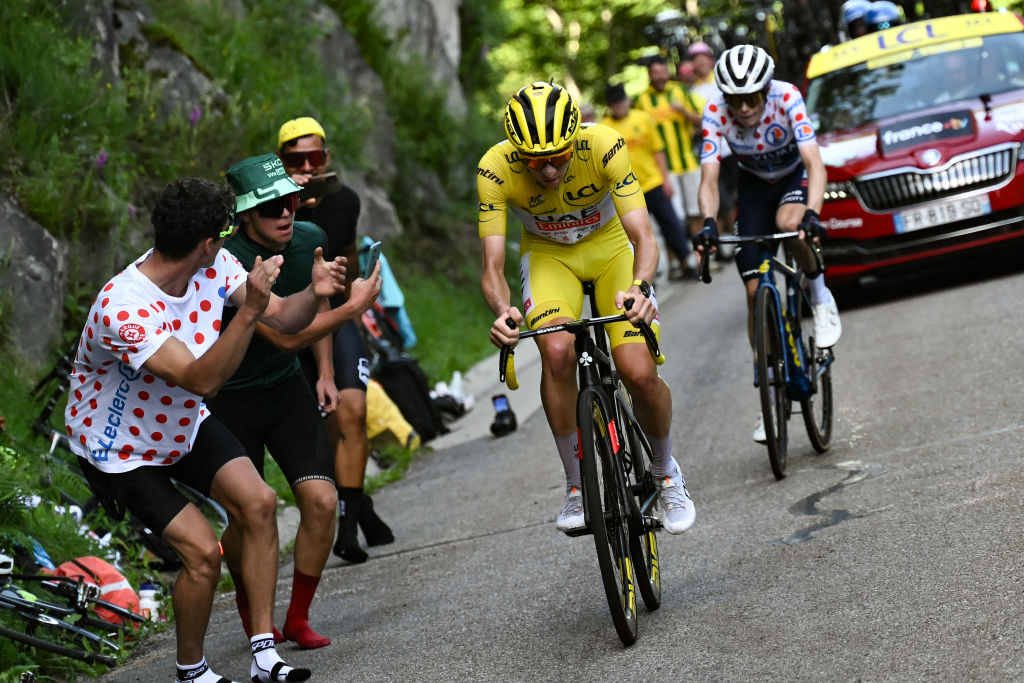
xmin=806 ymin=33 xmax=1024 ymax=134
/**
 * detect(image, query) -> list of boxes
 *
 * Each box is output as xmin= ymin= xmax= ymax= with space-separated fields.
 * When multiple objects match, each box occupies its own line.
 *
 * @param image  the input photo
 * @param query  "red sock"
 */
xmin=233 ymin=577 xmax=284 ymax=644
xmin=282 ymin=569 xmax=331 ymax=649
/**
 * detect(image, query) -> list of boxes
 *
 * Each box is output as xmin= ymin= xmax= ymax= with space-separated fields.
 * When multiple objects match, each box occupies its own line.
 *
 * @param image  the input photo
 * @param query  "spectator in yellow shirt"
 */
xmin=635 ymin=56 xmax=705 ymax=266
xmin=601 ymin=83 xmax=694 ymax=276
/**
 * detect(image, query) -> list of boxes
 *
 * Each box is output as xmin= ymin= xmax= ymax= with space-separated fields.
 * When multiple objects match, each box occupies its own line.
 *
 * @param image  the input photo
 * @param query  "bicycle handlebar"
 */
xmin=498 ymin=300 xmax=665 ymax=391
xmin=695 ymin=228 xmax=824 ymax=284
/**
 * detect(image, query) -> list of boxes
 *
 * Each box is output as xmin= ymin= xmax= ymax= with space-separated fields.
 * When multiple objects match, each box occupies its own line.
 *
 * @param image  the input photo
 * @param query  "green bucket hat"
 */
xmin=226 ymin=153 xmax=301 ymax=213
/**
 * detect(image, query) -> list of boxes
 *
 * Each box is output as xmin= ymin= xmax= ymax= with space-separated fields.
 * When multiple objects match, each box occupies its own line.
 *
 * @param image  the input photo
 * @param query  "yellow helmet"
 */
xmin=504 ymin=82 xmax=581 ymax=157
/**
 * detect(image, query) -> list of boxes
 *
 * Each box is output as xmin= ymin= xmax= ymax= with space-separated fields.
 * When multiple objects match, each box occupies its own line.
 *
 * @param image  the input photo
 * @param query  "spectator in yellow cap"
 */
xmin=277 ymin=117 xmax=396 ymax=564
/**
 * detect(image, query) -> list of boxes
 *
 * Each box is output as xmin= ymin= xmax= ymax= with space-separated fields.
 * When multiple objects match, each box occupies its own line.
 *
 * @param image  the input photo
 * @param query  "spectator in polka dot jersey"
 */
xmin=205 ymin=154 xmax=381 ymax=652
xmin=64 ymin=176 xmax=344 ymax=683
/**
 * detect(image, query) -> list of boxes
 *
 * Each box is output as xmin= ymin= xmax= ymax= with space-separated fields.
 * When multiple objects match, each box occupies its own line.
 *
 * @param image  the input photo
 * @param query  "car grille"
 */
xmin=854 ymin=144 xmax=1018 ymax=211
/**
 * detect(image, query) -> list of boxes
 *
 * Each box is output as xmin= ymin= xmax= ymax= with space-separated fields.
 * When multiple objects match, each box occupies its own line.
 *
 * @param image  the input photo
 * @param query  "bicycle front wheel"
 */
xmin=755 ymin=287 xmax=788 ymax=480
xmin=579 ymin=389 xmax=638 ymax=646
xmin=800 ymin=340 xmax=833 ymax=453
xmin=614 ymin=385 xmax=661 ymax=611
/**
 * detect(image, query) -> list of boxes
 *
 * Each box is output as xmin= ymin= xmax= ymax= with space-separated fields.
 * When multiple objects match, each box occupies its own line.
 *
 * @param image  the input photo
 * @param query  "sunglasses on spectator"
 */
xmin=281 ymin=149 xmax=327 ymax=168
xmin=724 ymin=92 xmax=765 ymax=110
xmin=216 ymin=212 xmax=237 ymax=239
xmin=524 ymin=149 xmax=573 ymax=170
xmin=255 ymin=193 xmax=299 ymax=219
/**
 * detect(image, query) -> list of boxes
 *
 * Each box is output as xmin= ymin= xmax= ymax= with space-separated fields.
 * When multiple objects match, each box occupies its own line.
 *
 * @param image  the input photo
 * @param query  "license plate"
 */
xmin=893 ymin=195 xmax=991 ymax=234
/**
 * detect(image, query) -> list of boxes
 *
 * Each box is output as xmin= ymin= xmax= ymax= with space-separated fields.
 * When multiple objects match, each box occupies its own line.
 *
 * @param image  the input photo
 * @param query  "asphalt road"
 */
xmin=105 ymin=254 xmax=1024 ymax=682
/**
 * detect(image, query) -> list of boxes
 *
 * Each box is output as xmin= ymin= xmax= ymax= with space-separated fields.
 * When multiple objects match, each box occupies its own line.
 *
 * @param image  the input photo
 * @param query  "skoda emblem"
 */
xmin=921 ymin=149 xmax=942 ymax=167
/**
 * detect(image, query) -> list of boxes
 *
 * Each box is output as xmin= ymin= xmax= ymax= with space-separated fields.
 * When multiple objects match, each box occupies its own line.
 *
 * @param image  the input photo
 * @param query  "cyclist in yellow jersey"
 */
xmin=478 ymin=82 xmax=695 ymax=535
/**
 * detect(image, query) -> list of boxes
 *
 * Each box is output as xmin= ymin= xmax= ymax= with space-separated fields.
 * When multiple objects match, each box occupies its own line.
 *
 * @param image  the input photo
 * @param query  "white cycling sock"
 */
xmin=651 ymin=437 xmax=674 ymax=479
xmin=176 ymin=657 xmax=236 ymax=683
xmin=807 ymin=273 xmax=829 ymax=305
xmin=250 ymin=633 xmax=311 ymax=682
xmin=555 ymin=432 xmax=581 ymax=489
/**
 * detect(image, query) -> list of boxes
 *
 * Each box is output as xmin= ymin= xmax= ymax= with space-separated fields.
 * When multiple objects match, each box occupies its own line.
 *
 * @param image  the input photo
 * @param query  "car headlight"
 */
xmin=823 ymin=180 xmax=854 ymax=202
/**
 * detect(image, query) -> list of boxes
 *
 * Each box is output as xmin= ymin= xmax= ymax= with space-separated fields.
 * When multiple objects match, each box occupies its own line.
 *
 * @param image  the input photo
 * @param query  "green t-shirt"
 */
xmin=220 ymin=220 xmax=327 ymax=390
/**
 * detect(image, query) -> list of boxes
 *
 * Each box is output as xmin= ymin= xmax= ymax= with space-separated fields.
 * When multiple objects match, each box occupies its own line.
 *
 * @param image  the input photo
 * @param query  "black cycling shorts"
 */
xmin=734 ymin=165 xmax=808 ymax=282
xmin=204 ymin=373 xmax=334 ymax=486
xmin=79 ymin=416 xmax=247 ymax=536
xmin=299 ymin=320 xmax=370 ymax=393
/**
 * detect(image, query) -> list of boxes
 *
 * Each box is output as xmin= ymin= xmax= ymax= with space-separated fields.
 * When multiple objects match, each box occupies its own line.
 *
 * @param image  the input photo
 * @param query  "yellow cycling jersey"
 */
xmin=600 ymin=110 xmax=664 ymax=194
xmin=634 ymin=83 xmax=704 ymax=174
xmin=477 ymin=122 xmax=647 ymax=245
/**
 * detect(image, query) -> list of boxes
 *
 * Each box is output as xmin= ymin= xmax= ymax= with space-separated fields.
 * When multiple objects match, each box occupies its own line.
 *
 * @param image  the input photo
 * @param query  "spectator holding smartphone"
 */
xmin=206 ymin=154 xmax=380 ymax=650
xmin=277 ymin=117 xmax=396 ymax=564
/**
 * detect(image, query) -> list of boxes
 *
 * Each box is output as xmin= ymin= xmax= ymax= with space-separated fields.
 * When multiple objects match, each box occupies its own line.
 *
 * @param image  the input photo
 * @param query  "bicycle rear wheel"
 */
xmin=579 ymin=389 xmax=638 ymax=646
xmin=755 ymin=287 xmax=789 ymax=480
xmin=614 ymin=385 xmax=661 ymax=611
xmin=800 ymin=338 xmax=833 ymax=453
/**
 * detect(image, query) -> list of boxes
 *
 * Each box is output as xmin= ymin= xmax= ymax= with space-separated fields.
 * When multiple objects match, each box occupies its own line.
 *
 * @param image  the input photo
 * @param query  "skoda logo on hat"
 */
xmin=226 ymin=153 xmax=302 ymax=213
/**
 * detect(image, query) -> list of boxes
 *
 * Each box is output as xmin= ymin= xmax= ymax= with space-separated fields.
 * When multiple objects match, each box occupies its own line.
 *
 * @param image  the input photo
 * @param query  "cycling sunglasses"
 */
xmin=280 ymin=149 xmax=327 ymax=168
xmin=723 ymin=91 xmax=765 ymax=110
xmin=524 ymin=149 xmax=573 ymax=170
xmin=255 ymin=193 xmax=299 ymax=219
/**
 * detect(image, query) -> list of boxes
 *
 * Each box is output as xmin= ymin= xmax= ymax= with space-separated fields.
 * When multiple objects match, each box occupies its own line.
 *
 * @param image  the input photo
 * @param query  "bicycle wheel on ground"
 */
xmin=800 ymin=338 xmax=833 ymax=453
xmin=0 ymin=590 xmax=120 ymax=666
xmin=755 ymin=287 xmax=789 ymax=480
xmin=578 ymin=389 xmax=638 ymax=646
xmin=614 ymin=386 xmax=661 ymax=611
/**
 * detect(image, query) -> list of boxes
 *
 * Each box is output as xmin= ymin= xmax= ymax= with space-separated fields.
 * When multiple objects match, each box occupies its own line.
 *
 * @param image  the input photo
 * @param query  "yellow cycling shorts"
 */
xmin=519 ymin=226 xmax=661 ymax=350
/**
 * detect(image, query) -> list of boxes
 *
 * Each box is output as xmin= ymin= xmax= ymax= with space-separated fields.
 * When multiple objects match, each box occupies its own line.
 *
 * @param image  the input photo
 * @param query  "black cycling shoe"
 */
xmin=358 ymin=493 xmax=394 ymax=547
xmin=333 ymin=488 xmax=367 ymax=564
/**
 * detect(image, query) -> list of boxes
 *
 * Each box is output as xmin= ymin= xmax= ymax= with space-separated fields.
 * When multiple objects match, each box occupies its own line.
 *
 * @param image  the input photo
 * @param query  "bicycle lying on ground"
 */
xmin=695 ymin=230 xmax=834 ymax=479
xmin=0 ymin=552 xmax=145 ymax=665
xmin=499 ymin=283 xmax=667 ymax=646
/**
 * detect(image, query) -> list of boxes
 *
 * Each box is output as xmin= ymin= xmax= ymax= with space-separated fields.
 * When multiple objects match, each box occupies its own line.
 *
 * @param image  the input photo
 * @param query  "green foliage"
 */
xmin=488 ymin=0 xmax=678 ymax=109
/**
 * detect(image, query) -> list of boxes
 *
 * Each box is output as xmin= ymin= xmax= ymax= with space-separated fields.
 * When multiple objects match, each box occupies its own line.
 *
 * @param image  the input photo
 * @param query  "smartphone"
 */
xmin=492 ymin=394 xmax=510 ymax=413
xmin=298 ymin=172 xmax=340 ymax=200
xmin=362 ymin=240 xmax=383 ymax=279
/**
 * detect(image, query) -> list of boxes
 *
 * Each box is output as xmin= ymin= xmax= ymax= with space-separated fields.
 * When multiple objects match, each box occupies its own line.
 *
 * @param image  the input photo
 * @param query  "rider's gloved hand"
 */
xmin=692 ymin=217 xmax=719 ymax=251
xmin=800 ymin=209 xmax=826 ymax=240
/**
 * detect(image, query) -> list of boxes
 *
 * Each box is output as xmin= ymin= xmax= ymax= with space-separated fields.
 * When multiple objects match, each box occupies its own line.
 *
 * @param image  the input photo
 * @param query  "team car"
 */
xmin=805 ymin=12 xmax=1024 ymax=286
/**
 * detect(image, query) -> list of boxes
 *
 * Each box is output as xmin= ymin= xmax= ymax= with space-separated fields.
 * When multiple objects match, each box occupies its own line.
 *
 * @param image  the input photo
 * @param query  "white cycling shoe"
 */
xmin=555 ymin=487 xmax=585 ymax=532
xmin=656 ymin=458 xmax=695 ymax=534
xmin=752 ymin=413 xmax=767 ymax=443
xmin=811 ymin=291 xmax=842 ymax=348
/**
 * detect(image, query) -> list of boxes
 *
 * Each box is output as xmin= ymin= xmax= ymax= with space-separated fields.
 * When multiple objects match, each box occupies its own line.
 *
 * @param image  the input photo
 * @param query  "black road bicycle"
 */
xmin=696 ymin=230 xmax=834 ymax=479
xmin=499 ymin=283 xmax=667 ymax=646
xmin=0 ymin=552 xmax=146 ymax=665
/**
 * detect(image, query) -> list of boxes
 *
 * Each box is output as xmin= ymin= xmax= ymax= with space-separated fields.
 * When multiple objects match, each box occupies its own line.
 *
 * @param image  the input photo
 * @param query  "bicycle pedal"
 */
xmin=562 ymin=525 xmax=593 ymax=538
xmin=643 ymin=516 xmax=663 ymax=532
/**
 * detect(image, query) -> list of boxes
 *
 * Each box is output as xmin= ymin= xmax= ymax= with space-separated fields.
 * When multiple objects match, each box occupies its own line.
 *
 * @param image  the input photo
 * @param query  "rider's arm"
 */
xmin=698 ymin=160 xmax=722 ymax=220
xmin=482 ymin=234 xmax=522 ymax=346
xmin=799 ymin=143 xmax=825 ymax=215
xmin=481 ymin=235 xmax=512 ymax=317
xmin=620 ymin=208 xmax=659 ymax=284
